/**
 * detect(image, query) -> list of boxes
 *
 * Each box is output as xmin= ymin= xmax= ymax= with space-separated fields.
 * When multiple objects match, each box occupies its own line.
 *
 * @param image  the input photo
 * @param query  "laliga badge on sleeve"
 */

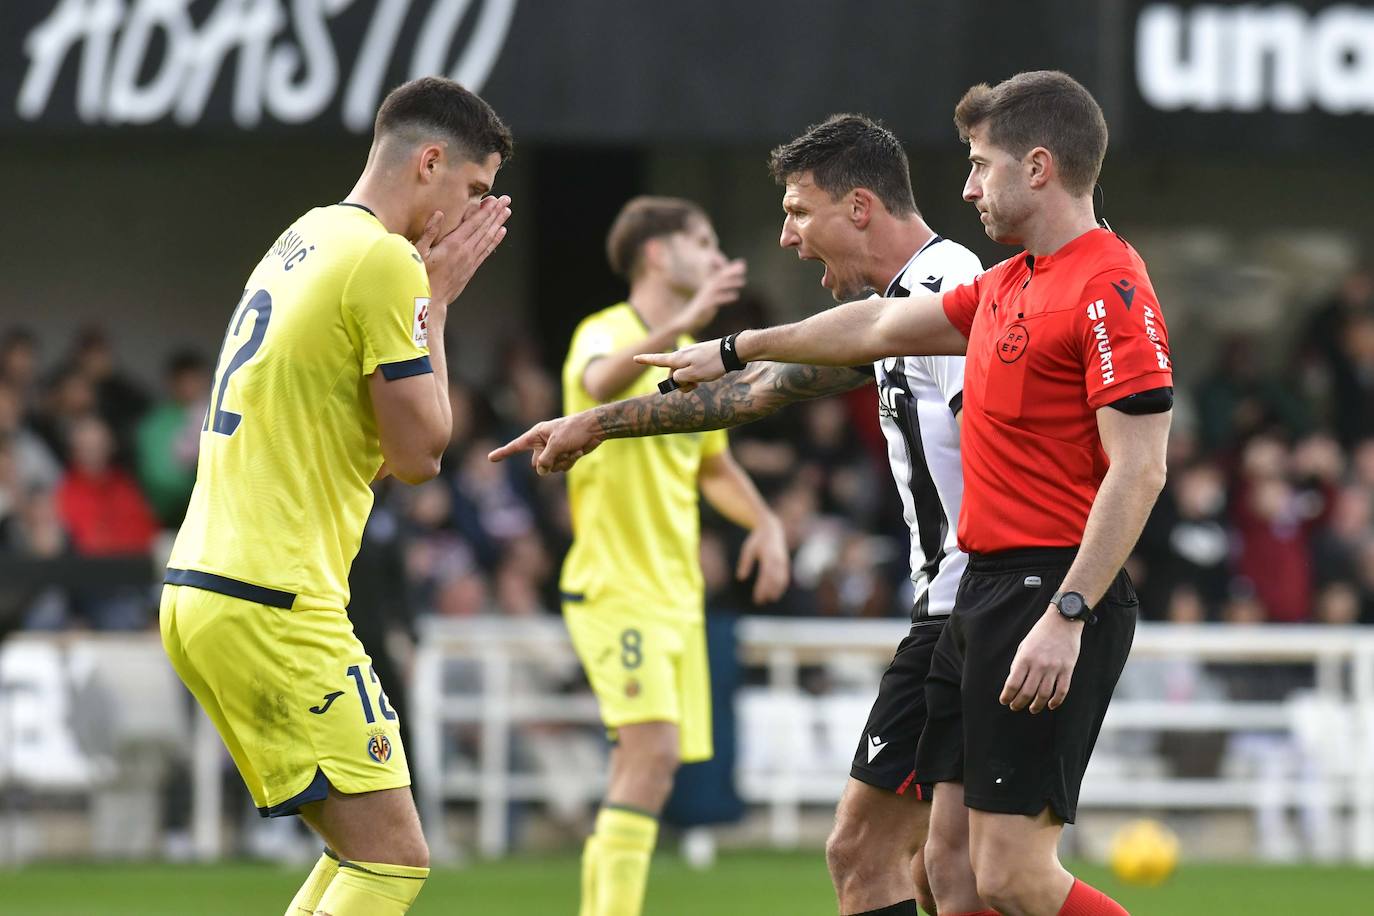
xmin=413 ymin=298 xmax=430 ymax=347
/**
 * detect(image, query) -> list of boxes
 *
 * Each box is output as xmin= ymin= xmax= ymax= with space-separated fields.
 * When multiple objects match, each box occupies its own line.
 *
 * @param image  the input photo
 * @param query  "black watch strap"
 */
xmin=1052 ymin=590 xmax=1091 ymax=621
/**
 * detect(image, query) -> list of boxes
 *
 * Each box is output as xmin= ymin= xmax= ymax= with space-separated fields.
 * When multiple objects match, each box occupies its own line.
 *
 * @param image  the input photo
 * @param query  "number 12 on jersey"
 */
xmin=205 ymin=288 xmax=273 ymax=437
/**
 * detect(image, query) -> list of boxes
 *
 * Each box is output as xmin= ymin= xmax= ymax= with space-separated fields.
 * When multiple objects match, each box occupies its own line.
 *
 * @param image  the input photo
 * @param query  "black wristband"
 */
xmin=720 ymin=332 xmax=747 ymax=372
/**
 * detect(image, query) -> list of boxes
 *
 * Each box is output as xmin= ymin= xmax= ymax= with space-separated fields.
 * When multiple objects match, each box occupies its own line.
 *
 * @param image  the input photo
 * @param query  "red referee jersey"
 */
xmin=942 ymin=228 xmax=1172 ymax=555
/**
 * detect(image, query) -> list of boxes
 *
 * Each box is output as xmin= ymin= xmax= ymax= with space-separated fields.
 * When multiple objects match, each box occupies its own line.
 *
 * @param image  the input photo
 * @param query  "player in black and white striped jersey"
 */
xmin=767 ymin=116 xmax=984 ymax=916
xmin=492 ymin=114 xmax=988 ymax=916
xmin=873 ymin=235 xmax=978 ymax=631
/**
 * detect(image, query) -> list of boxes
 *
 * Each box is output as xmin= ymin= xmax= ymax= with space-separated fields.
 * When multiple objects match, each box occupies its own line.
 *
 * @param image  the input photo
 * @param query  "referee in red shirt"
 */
xmin=639 ymin=70 xmax=1170 ymax=916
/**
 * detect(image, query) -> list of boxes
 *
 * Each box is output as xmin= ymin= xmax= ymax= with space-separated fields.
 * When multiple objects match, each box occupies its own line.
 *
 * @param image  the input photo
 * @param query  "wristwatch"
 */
xmin=1052 ymin=590 xmax=1091 ymax=622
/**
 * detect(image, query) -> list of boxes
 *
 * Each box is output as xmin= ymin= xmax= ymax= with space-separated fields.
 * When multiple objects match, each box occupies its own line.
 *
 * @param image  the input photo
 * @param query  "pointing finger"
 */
xmin=635 ymin=352 xmax=683 ymax=368
xmin=488 ymin=426 xmax=543 ymax=462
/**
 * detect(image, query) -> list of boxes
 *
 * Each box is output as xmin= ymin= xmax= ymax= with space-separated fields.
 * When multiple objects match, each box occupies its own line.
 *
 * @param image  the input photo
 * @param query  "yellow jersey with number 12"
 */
xmin=167 ymin=203 xmax=432 ymax=612
xmin=560 ymin=303 xmax=727 ymax=622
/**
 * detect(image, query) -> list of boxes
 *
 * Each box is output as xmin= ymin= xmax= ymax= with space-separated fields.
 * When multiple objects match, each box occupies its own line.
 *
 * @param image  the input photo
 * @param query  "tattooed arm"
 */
xmin=595 ymin=361 xmax=871 ymax=436
xmin=489 ymin=362 xmax=871 ymax=473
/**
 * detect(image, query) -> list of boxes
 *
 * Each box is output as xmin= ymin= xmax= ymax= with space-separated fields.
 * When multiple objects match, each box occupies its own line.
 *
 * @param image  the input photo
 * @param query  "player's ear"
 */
xmin=417 ymin=144 xmax=444 ymax=184
xmin=1026 ymin=146 xmax=1053 ymax=190
xmin=851 ymin=188 xmax=876 ymax=230
xmin=640 ymin=237 xmax=666 ymax=274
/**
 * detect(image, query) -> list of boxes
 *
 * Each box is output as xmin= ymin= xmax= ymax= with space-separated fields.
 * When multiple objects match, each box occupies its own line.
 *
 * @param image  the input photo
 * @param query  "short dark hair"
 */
xmin=768 ymin=114 xmax=918 ymax=217
xmin=953 ymin=70 xmax=1107 ymax=197
xmin=375 ymin=76 xmax=514 ymax=166
xmin=605 ymin=197 xmax=707 ymax=279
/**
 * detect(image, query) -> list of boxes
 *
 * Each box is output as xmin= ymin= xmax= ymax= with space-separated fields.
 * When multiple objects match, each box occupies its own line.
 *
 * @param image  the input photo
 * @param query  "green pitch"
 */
xmin=6 ymin=852 xmax=1371 ymax=915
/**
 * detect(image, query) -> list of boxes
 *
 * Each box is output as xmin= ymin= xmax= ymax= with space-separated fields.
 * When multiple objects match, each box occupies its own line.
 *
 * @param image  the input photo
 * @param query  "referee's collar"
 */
xmin=1024 ymin=226 xmax=1112 ymax=270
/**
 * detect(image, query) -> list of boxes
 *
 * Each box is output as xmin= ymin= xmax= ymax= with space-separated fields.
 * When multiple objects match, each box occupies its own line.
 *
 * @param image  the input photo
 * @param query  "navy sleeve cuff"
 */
xmin=378 ymin=355 xmax=433 ymax=380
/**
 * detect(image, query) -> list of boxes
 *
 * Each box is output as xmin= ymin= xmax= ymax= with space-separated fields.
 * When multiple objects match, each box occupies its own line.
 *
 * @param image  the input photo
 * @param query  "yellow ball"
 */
xmin=1109 ymin=819 xmax=1180 ymax=886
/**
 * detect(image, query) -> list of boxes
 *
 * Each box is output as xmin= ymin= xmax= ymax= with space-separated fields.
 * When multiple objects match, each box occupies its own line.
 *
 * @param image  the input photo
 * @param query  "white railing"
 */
xmin=5 ymin=620 xmax=1374 ymax=865
xmin=409 ymin=618 xmax=1374 ymax=864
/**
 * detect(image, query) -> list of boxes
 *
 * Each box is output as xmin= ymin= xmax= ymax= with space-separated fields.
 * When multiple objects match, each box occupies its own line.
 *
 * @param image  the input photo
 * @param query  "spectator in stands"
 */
xmin=795 ymin=398 xmax=871 ymax=517
xmin=0 ymin=380 xmax=61 ymax=491
xmin=1136 ymin=460 xmax=1231 ymax=621
xmin=446 ymin=380 xmax=492 ymax=453
xmin=0 ymin=327 xmax=41 ymax=410
xmin=1230 ymin=436 xmax=1337 ymax=623
xmin=492 ymin=533 xmax=554 ymax=616
xmin=1352 ymin=438 xmax=1374 ymax=489
xmin=0 ymin=436 xmax=17 ymax=542
xmin=70 ymin=328 xmax=150 ymax=457
xmin=1356 ymin=536 xmax=1374 ymax=623
xmin=814 ymin=531 xmax=897 ymax=618
xmin=497 ymin=340 xmax=560 ymax=435
xmin=1195 ymin=335 xmax=1310 ymax=454
xmin=1312 ymin=483 xmax=1371 ymax=592
xmin=2 ymin=484 xmax=73 ymax=632
xmin=136 ymin=350 xmax=210 ymax=527
xmin=30 ymin=368 xmax=97 ymax=461
xmin=56 ymin=414 xmax=157 ymax=557
xmin=1300 ymin=265 xmax=1373 ymax=417
xmin=451 ymin=438 xmax=538 ymax=562
xmin=1304 ymin=265 xmax=1373 ymax=360
xmin=1312 ymin=581 xmax=1363 ymax=625
xmin=401 ymin=477 xmax=488 ymax=618
xmin=1326 ymin=313 xmax=1374 ymax=447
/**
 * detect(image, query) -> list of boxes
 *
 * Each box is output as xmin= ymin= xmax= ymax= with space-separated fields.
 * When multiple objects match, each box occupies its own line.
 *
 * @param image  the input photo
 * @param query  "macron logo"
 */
xmin=1111 ymin=279 xmax=1136 ymax=309
xmin=867 ymin=734 xmax=888 ymax=763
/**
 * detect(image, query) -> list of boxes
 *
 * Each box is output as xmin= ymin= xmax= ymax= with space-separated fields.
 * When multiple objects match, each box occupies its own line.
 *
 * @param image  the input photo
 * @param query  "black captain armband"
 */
xmin=1108 ymin=386 xmax=1174 ymax=415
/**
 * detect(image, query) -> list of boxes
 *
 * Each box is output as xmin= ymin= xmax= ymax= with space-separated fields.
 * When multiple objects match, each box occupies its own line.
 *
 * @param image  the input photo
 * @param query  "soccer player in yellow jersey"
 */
xmin=159 ymin=77 xmax=512 ymax=916
xmin=562 ymin=197 xmax=791 ymax=916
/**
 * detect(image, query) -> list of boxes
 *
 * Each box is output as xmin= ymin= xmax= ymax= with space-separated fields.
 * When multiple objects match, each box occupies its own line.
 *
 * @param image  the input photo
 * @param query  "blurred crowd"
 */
xmin=1 ymin=264 xmax=1372 ymax=635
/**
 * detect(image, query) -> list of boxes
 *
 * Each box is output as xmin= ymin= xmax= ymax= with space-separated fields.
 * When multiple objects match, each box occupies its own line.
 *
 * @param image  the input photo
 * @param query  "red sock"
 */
xmin=1058 ymin=878 xmax=1129 ymax=915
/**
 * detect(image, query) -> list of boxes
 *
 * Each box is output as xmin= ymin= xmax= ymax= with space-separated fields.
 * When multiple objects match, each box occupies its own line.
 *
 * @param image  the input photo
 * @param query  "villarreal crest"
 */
xmin=367 ymin=730 xmax=393 ymax=764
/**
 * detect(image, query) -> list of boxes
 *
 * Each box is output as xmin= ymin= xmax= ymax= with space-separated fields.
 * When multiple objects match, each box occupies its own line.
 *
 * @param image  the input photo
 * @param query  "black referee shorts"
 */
xmin=848 ymin=617 xmax=945 ymax=800
xmin=914 ymin=547 xmax=1137 ymax=823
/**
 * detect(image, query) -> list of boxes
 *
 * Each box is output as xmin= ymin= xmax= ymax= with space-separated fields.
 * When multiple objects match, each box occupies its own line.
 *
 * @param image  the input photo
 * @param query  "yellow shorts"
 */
xmin=563 ymin=598 xmax=712 ymax=763
xmin=160 ymin=584 xmax=410 ymax=816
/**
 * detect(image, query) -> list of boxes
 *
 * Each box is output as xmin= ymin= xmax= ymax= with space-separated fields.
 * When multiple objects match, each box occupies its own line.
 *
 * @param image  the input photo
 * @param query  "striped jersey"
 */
xmin=873 ymin=235 xmax=983 ymax=618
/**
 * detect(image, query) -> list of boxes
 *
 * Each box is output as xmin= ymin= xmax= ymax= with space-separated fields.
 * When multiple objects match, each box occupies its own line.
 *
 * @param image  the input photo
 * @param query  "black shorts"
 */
xmin=914 ymin=547 xmax=1137 ymax=823
xmin=849 ymin=617 xmax=946 ymax=800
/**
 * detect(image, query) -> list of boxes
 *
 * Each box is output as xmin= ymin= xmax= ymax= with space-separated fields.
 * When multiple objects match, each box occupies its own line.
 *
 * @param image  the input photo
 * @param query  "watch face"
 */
xmin=1058 ymin=593 xmax=1086 ymax=618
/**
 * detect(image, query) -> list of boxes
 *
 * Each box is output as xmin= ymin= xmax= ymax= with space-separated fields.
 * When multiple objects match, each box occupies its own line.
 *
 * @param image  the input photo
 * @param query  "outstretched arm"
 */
xmin=488 ymin=362 xmax=870 ymax=473
xmin=637 ymin=293 xmax=967 ymax=390
xmin=595 ymin=361 xmax=870 ymax=436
